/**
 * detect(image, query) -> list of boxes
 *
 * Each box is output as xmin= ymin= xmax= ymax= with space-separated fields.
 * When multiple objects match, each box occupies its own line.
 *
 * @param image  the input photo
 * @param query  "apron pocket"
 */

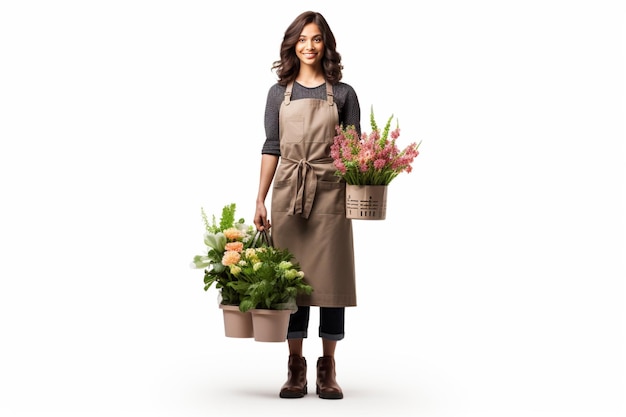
xmin=271 ymin=178 xmax=292 ymax=213
xmin=313 ymin=181 xmax=345 ymax=215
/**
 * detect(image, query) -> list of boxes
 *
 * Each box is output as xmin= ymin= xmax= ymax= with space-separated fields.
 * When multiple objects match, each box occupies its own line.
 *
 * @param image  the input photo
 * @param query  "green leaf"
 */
xmin=191 ymin=255 xmax=211 ymax=269
xmin=219 ymin=203 xmax=237 ymax=231
xmin=203 ymin=274 xmax=217 ymax=291
xmin=212 ymin=262 xmax=226 ymax=273
xmin=204 ymin=232 xmax=226 ymax=252
xmin=380 ymin=113 xmax=394 ymax=144
xmin=239 ymin=299 xmax=254 ymax=313
xmin=370 ymin=105 xmax=378 ymax=132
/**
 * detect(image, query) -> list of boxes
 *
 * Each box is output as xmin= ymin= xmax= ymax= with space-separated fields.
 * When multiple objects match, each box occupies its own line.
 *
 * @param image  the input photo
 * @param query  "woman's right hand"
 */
xmin=254 ymin=154 xmax=279 ymax=231
xmin=254 ymin=202 xmax=271 ymax=231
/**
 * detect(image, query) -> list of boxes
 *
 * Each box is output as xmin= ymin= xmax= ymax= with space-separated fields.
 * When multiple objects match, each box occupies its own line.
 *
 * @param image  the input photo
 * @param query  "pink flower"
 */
xmin=374 ymin=159 xmax=387 ymax=170
xmin=334 ymin=160 xmax=347 ymax=174
xmin=358 ymin=149 xmax=374 ymax=165
xmin=330 ymin=107 xmax=421 ymax=185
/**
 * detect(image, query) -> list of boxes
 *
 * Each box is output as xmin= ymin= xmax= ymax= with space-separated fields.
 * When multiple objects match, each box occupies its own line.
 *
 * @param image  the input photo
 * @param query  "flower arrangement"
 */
xmin=330 ymin=106 xmax=421 ymax=185
xmin=190 ymin=203 xmax=312 ymax=312
xmin=227 ymin=245 xmax=312 ymax=312
xmin=191 ymin=203 xmax=256 ymax=306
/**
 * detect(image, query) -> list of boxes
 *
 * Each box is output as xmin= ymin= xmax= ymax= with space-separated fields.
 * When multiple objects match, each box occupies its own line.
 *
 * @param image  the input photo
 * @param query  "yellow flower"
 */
xmin=244 ymin=248 xmax=259 ymax=261
xmin=229 ymin=265 xmax=241 ymax=276
xmin=284 ymin=269 xmax=298 ymax=279
xmin=278 ymin=261 xmax=293 ymax=270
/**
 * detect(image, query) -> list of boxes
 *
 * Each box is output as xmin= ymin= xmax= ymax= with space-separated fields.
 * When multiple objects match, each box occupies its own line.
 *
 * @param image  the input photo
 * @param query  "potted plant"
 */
xmin=330 ymin=106 xmax=422 ymax=220
xmin=224 ymin=237 xmax=313 ymax=342
xmin=190 ymin=203 xmax=256 ymax=338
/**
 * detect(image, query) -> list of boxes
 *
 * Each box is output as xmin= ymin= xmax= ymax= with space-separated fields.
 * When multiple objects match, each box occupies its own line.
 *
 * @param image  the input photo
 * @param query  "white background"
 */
xmin=1 ymin=1 xmax=624 ymax=416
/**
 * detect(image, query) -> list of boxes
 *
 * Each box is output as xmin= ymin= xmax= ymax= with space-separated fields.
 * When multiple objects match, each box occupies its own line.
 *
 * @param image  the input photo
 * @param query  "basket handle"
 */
xmin=251 ymin=229 xmax=273 ymax=248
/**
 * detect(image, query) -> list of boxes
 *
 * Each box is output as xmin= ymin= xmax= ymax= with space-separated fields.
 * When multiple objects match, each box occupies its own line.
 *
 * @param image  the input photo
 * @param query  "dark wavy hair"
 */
xmin=272 ymin=11 xmax=343 ymax=86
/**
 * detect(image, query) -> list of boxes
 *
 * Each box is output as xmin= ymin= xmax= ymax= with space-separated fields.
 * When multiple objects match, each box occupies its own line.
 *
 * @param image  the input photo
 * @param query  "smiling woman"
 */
xmin=1 ymin=1 xmax=624 ymax=416
xmin=253 ymin=10 xmax=361 ymax=400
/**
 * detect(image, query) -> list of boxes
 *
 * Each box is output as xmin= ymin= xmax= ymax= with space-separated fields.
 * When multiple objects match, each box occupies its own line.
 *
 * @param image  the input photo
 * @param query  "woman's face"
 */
xmin=295 ymin=23 xmax=324 ymax=68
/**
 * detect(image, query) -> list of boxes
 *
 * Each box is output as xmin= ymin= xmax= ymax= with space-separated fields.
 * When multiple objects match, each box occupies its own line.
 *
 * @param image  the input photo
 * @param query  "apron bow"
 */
xmin=284 ymin=157 xmax=332 ymax=219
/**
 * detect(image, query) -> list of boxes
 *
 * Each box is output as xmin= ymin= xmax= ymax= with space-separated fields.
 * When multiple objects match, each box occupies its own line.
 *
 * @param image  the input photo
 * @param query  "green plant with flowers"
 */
xmin=190 ymin=203 xmax=256 ymax=305
xmin=331 ymin=106 xmax=421 ymax=185
xmin=225 ymin=244 xmax=312 ymax=312
xmin=190 ymin=203 xmax=311 ymax=312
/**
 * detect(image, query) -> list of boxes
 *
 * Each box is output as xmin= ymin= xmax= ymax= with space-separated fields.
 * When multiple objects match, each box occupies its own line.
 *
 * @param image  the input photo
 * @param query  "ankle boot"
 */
xmin=316 ymin=356 xmax=343 ymax=399
xmin=279 ymin=355 xmax=307 ymax=398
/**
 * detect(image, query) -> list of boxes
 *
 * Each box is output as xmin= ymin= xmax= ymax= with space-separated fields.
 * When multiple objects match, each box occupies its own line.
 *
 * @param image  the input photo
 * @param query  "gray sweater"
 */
xmin=261 ymin=81 xmax=361 ymax=156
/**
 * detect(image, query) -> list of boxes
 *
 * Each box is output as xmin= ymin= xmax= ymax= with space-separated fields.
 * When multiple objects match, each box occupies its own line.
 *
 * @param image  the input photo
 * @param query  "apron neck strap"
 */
xmin=284 ymin=81 xmax=294 ymax=105
xmin=325 ymin=81 xmax=334 ymax=106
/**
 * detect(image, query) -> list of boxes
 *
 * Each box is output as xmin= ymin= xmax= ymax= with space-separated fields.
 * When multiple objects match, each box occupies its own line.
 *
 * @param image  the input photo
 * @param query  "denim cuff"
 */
xmin=319 ymin=331 xmax=344 ymax=341
xmin=287 ymin=330 xmax=308 ymax=339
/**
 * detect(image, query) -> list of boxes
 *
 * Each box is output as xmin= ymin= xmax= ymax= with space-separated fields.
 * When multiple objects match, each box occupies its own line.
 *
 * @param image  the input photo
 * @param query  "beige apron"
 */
xmin=271 ymin=81 xmax=357 ymax=307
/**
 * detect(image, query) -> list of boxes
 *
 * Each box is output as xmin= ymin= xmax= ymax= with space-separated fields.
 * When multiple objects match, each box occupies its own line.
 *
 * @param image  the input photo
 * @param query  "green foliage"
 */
xmin=192 ymin=203 xmax=255 ymax=305
xmin=192 ymin=204 xmax=311 ymax=310
xmin=218 ymin=203 xmax=236 ymax=232
xmin=370 ymin=104 xmax=395 ymax=146
xmin=370 ymin=104 xmax=379 ymax=132
xmin=203 ymin=203 xmax=241 ymax=234
xmin=204 ymin=267 xmax=240 ymax=305
xmin=231 ymin=247 xmax=312 ymax=312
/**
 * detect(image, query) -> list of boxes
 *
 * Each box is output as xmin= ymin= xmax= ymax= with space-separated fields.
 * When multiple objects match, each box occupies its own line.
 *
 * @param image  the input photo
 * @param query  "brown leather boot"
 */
xmin=316 ymin=356 xmax=343 ymax=399
xmin=279 ymin=355 xmax=307 ymax=398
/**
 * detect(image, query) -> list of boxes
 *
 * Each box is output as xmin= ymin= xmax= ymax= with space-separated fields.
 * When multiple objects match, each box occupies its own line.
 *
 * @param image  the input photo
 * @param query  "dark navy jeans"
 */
xmin=286 ymin=306 xmax=345 ymax=341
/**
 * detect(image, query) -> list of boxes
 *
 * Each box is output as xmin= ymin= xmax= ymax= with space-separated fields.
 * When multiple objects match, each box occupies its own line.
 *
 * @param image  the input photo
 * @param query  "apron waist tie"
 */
xmin=283 ymin=157 xmax=333 ymax=219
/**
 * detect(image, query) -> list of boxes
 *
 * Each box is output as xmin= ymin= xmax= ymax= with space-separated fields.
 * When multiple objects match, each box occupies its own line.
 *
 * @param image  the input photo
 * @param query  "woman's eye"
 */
xmin=298 ymin=38 xmax=322 ymax=43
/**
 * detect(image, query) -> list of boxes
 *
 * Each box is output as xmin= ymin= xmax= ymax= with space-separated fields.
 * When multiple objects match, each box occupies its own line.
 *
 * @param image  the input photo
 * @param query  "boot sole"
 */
xmin=318 ymin=392 xmax=343 ymax=399
xmin=279 ymin=385 xmax=307 ymax=398
xmin=316 ymin=386 xmax=343 ymax=399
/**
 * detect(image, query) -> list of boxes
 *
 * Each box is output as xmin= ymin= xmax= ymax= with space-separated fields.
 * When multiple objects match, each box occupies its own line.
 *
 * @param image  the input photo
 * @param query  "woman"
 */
xmin=253 ymin=11 xmax=361 ymax=400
